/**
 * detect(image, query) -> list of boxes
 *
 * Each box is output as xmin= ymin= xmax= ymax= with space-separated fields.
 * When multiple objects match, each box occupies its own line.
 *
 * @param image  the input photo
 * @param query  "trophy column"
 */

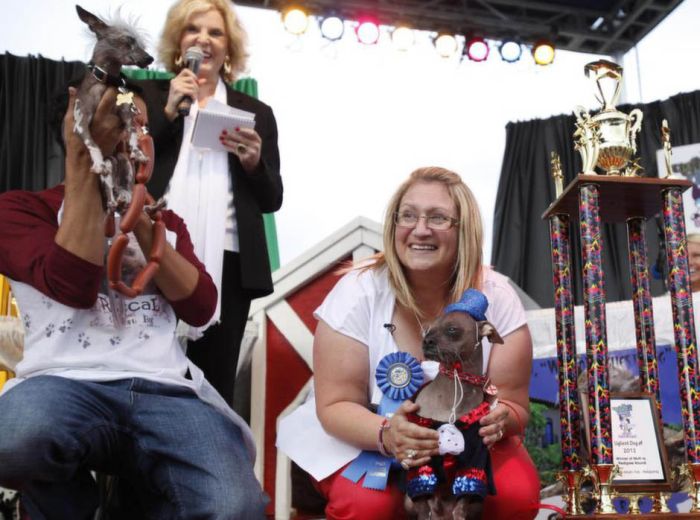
xmin=626 ymin=217 xmax=663 ymax=418
xmin=549 ymin=211 xmax=585 ymax=516
xmin=661 ymin=187 xmax=700 ymax=511
xmin=578 ymin=183 xmax=617 ymax=514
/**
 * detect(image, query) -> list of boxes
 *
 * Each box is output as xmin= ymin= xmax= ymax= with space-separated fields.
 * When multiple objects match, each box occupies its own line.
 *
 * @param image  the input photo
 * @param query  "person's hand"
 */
xmin=164 ymin=68 xmax=200 ymax=120
xmin=383 ymin=401 xmax=439 ymax=469
xmin=478 ymin=401 xmax=509 ymax=447
xmin=219 ymin=126 xmax=262 ymax=174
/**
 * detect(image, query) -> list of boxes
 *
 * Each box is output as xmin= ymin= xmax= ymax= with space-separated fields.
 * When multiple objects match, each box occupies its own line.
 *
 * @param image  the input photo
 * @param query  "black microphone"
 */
xmin=177 ymin=46 xmax=204 ymax=117
xmin=383 ymin=323 xmax=396 ymax=334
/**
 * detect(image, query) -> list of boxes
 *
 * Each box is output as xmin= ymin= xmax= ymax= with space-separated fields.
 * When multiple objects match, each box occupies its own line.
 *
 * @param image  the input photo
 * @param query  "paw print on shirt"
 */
xmin=23 ymin=313 xmax=31 ymax=331
xmin=58 ymin=318 xmax=73 ymax=333
xmin=78 ymin=332 xmax=91 ymax=349
xmin=40 ymin=296 xmax=53 ymax=309
xmin=109 ymin=336 xmax=121 ymax=346
xmin=44 ymin=323 xmax=55 ymax=337
xmin=138 ymin=330 xmax=151 ymax=341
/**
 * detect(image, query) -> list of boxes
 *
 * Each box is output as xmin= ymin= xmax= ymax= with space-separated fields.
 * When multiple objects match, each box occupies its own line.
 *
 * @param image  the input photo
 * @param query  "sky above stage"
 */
xmin=1 ymin=0 xmax=699 ymax=266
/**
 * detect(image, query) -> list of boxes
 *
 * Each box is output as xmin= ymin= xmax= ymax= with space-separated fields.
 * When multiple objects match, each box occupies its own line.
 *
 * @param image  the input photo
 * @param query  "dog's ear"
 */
xmin=478 ymin=320 xmax=503 ymax=345
xmin=76 ymin=5 xmax=108 ymax=36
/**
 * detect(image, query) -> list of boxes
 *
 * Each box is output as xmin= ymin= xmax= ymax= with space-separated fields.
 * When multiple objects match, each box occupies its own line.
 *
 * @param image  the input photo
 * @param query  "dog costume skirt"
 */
xmin=405 ymin=401 xmax=496 ymax=500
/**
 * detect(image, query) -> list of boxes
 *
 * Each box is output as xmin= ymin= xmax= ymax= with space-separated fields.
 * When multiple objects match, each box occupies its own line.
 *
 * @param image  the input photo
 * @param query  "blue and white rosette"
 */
xmin=342 ymin=352 xmax=423 ymax=490
xmin=375 ymin=352 xmax=424 ymax=402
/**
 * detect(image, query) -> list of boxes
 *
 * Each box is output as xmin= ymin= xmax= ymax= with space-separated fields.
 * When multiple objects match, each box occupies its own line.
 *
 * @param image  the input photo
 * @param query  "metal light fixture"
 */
xmin=433 ymin=32 xmax=458 ymax=58
xmin=281 ymin=6 xmax=310 ymax=35
xmin=464 ymin=36 xmax=489 ymax=62
xmin=499 ymin=40 xmax=522 ymax=63
xmin=319 ymin=15 xmax=344 ymax=41
xmin=532 ymin=38 xmax=555 ymax=65
xmin=355 ymin=18 xmax=381 ymax=45
xmin=391 ymin=25 xmax=415 ymax=51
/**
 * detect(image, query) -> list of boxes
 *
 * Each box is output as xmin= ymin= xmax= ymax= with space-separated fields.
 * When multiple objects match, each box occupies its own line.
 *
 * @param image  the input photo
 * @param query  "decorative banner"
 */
xmin=342 ymin=352 xmax=423 ymax=490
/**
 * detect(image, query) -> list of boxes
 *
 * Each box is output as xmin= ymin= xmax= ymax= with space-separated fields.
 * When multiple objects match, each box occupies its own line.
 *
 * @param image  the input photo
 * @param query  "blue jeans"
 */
xmin=0 ymin=376 xmax=265 ymax=519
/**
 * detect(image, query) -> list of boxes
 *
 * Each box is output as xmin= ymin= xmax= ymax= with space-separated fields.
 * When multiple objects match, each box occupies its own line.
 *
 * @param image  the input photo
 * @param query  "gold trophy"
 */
xmin=573 ymin=59 xmax=643 ymax=176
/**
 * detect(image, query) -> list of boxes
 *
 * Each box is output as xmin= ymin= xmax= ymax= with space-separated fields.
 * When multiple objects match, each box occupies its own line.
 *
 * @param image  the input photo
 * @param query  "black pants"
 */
xmin=187 ymin=251 xmax=251 ymax=407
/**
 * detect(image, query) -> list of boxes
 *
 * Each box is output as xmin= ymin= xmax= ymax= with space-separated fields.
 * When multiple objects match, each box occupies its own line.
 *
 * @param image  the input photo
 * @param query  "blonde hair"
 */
xmin=159 ymin=0 xmax=248 ymax=83
xmin=368 ymin=166 xmax=483 ymax=319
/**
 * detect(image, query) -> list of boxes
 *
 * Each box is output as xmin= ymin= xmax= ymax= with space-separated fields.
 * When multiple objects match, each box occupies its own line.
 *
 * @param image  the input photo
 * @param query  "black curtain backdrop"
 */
xmin=0 ymin=53 xmax=86 ymax=192
xmin=492 ymin=89 xmax=700 ymax=308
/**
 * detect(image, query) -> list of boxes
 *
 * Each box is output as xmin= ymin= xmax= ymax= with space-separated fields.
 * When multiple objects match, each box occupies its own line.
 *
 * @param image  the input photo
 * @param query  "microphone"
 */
xmin=383 ymin=323 xmax=396 ymax=334
xmin=177 ymin=46 xmax=204 ymax=117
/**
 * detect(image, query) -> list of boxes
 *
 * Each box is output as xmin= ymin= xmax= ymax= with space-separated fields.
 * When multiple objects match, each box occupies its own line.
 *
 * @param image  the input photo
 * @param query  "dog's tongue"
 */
xmin=421 ymin=360 xmax=440 ymax=382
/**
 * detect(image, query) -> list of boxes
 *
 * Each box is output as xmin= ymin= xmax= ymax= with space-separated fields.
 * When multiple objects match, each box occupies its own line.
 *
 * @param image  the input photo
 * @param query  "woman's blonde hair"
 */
xmin=159 ymin=0 xmax=248 ymax=83
xmin=369 ymin=166 xmax=483 ymax=319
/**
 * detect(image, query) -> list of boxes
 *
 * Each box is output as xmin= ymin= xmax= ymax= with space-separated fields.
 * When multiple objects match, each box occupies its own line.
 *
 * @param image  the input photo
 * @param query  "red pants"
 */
xmin=314 ymin=437 xmax=541 ymax=520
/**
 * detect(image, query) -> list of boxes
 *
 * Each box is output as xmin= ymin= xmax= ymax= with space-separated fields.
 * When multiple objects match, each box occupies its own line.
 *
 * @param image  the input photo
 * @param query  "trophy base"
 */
xmin=689 ymin=463 xmax=700 ymax=513
xmin=591 ymin=463 xmax=618 ymax=515
xmin=558 ymin=469 xmax=586 ymax=516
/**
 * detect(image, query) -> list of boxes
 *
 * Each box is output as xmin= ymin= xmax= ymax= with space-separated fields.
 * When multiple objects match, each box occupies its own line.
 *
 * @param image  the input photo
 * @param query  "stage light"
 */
xmin=532 ymin=39 xmax=555 ymax=65
xmin=319 ymin=15 xmax=344 ymax=41
xmin=464 ymin=37 xmax=489 ymax=62
xmin=355 ymin=18 xmax=380 ymax=45
xmin=499 ymin=40 xmax=522 ymax=63
xmin=281 ymin=6 xmax=310 ymax=35
xmin=391 ymin=26 xmax=414 ymax=51
xmin=434 ymin=32 xmax=458 ymax=58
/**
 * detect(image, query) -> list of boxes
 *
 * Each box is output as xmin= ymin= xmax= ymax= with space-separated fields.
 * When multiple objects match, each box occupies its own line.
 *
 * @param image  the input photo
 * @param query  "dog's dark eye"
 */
xmin=446 ymin=326 xmax=460 ymax=338
xmin=123 ymin=35 xmax=136 ymax=46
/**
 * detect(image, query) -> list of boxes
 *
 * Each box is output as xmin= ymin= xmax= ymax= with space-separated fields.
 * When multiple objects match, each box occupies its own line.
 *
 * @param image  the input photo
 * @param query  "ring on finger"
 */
xmin=400 ymin=459 xmax=410 ymax=470
xmin=406 ymin=449 xmax=417 ymax=459
xmin=236 ymin=143 xmax=247 ymax=154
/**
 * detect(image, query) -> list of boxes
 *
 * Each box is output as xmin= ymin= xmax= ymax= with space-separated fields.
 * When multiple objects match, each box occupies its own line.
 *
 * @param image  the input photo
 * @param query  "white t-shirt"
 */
xmin=2 ymin=227 xmax=255 ymax=460
xmin=276 ymin=265 xmax=527 ymax=480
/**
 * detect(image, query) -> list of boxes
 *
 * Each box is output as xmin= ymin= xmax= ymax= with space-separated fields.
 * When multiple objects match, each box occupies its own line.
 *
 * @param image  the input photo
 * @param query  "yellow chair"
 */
xmin=0 ymin=275 xmax=21 ymax=392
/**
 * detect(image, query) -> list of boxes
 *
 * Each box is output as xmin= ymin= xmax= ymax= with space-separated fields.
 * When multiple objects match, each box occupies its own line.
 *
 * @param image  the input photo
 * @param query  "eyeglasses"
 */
xmin=394 ymin=211 xmax=459 ymax=230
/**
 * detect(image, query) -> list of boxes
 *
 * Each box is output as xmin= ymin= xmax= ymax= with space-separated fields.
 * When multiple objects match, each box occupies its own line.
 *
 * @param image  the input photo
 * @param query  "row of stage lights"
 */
xmin=282 ymin=7 xmax=556 ymax=65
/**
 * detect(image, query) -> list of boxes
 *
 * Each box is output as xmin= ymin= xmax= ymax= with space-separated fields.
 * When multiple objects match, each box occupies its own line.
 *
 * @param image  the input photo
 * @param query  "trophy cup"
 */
xmin=573 ymin=60 xmax=643 ymax=176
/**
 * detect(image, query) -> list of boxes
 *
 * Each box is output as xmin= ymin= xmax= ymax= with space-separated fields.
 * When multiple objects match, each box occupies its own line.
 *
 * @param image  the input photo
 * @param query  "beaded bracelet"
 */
xmin=377 ymin=418 xmax=392 ymax=457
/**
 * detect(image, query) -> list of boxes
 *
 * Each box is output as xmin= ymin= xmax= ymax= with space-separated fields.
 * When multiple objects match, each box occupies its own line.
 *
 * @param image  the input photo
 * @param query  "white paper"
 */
xmin=191 ymin=100 xmax=256 ymax=152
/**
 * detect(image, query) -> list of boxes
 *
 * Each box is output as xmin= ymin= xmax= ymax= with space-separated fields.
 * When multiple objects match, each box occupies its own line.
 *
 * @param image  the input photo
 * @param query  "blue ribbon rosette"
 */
xmin=342 ymin=352 xmax=423 ymax=490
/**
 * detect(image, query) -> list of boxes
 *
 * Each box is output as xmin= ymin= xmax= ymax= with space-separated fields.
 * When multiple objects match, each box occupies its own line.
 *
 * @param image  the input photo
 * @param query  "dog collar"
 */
xmin=439 ymin=362 xmax=489 ymax=387
xmin=87 ymin=63 xmax=127 ymax=88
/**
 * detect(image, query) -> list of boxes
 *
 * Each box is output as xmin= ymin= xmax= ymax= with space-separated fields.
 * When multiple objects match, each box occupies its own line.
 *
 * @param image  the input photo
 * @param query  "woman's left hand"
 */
xmin=478 ymin=401 xmax=509 ymax=447
xmin=219 ymin=126 xmax=262 ymax=174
